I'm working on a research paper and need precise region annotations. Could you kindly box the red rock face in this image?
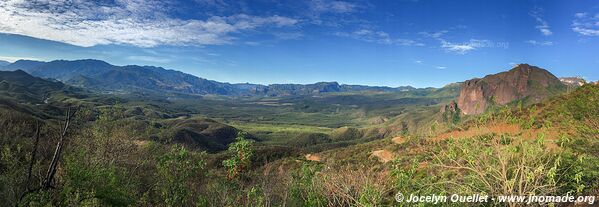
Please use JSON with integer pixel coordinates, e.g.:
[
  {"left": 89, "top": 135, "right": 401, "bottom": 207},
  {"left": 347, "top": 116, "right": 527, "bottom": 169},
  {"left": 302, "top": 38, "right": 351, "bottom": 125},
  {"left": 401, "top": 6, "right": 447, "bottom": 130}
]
[
  {"left": 457, "top": 64, "right": 564, "bottom": 115},
  {"left": 457, "top": 79, "right": 486, "bottom": 115}
]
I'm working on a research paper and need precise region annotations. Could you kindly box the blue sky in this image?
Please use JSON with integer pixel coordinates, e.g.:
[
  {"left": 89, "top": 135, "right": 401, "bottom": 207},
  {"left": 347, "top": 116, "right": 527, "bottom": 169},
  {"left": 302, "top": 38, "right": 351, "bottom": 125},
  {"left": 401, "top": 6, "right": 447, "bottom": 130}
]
[{"left": 0, "top": 0, "right": 598, "bottom": 87}]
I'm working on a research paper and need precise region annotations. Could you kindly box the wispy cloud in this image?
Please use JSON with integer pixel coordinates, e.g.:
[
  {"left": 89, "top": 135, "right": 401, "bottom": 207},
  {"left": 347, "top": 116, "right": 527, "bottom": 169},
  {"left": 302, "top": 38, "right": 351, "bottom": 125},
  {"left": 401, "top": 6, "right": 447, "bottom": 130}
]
[
  {"left": 335, "top": 29, "right": 423, "bottom": 46},
  {"left": 530, "top": 7, "right": 552, "bottom": 36},
  {"left": 0, "top": 0, "right": 298, "bottom": 47},
  {"left": 126, "top": 56, "right": 172, "bottom": 64},
  {"left": 420, "top": 29, "right": 507, "bottom": 54},
  {"left": 0, "top": 55, "right": 44, "bottom": 62},
  {"left": 309, "top": 0, "right": 357, "bottom": 14},
  {"left": 572, "top": 12, "right": 599, "bottom": 36},
  {"left": 525, "top": 40, "right": 553, "bottom": 46},
  {"left": 273, "top": 32, "right": 304, "bottom": 40},
  {"left": 418, "top": 30, "right": 448, "bottom": 39},
  {"left": 436, "top": 66, "right": 447, "bottom": 69},
  {"left": 441, "top": 39, "right": 493, "bottom": 54}
]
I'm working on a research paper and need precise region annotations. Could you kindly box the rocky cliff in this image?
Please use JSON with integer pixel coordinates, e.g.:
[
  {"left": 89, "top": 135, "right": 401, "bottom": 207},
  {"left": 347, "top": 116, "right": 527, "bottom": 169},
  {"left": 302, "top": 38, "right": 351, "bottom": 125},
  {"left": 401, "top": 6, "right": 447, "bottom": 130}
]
[{"left": 457, "top": 64, "right": 565, "bottom": 115}]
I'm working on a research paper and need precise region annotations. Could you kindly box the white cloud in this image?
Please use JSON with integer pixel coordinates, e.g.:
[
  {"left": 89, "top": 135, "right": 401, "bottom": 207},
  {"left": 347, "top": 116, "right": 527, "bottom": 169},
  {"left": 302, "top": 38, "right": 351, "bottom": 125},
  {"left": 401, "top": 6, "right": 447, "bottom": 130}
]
[
  {"left": 573, "top": 27, "right": 599, "bottom": 36},
  {"left": 420, "top": 29, "right": 507, "bottom": 54},
  {"left": 418, "top": 30, "right": 448, "bottom": 39},
  {"left": 310, "top": 0, "right": 357, "bottom": 14},
  {"left": 575, "top": 12, "right": 587, "bottom": 18},
  {"left": 440, "top": 39, "right": 492, "bottom": 54},
  {"left": 0, "top": 55, "right": 44, "bottom": 62},
  {"left": 414, "top": 60, "right": 423, "bottom": 64},
  {"left": 525, "top": 40, "right": 553, "bottom": 46},
  {"left": 436, "top": 66, "right": 447, "bottom": 69},
  {"left": 273, "top": 32, "right": 304, "bottom": 40},
  {"left": 572, "top": 12, "right": 599, "bottom": 36},
  {"left": 0, "top": 0, "right": 298, "bottom": 47},
  {"left": 127, "top": 56, "right": 172, "bottom": 63},
  {"left": 335, "top": 29, "right": 423, "bottom": 46},
  {"left": 530, "top": 8, "right": 552, "bottom": 36}
]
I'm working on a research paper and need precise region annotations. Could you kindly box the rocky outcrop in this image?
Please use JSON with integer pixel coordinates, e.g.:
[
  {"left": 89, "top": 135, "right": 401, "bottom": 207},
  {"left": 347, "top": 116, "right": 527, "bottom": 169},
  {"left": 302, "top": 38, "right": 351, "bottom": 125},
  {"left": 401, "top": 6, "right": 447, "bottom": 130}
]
[
  {"left": 560, "top": 77, "right": 586, "bottom": 87},
  {"left": 441, "top": 100, "right": 461, "bottom": 123},
  {"left": 457, "top": 64, "right": 565, "bottom": 115}
]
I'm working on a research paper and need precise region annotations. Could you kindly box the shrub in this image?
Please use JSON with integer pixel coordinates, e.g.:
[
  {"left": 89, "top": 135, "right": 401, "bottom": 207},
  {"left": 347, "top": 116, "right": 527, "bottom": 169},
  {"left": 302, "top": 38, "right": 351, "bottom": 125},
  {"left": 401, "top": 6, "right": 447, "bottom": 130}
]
[
  {"left": 60, "top": 149, "right": 135, "bottom": 206},
  {"left": 223, "top": 132, "right": 254, "bottom": 180},
  {"left": 156, "top": 144, "right": 207, "bottom": 206},
  {"left": 286, "top": 163, "right": 326, "bottom": 207},
  {"left": 317, "top": 166, "right": 390, "bottom": 207}
]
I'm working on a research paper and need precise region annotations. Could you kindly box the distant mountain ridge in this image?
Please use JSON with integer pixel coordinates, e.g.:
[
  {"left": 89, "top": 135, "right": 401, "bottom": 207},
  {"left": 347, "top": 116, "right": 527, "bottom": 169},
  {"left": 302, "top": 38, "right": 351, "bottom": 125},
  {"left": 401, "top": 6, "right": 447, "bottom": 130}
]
[
  {"left": 0, "top": 69, "right": 66, "bottom": 101},
  {"left": 457, "top": 64, "right": 566, "bottom": 115},
  {"left": 0, "top": 59, "right": 416, "bottom": 96},
  {"left": 0, "top": 60, "right": 10, "bottom": 67}
]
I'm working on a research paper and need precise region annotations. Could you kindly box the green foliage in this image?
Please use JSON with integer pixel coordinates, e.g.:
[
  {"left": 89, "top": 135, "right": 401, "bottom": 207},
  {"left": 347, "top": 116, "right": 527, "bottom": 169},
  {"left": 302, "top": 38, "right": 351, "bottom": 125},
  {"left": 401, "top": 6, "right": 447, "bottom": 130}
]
[
  {"left": 156, "top": 144, "right": 207, "bottom": 207},
  {"left": 391, "top": 157, "right": 441, "bottom": 200},
  {"left": 287, "top": 163, "right": 326, "bottom": 207},
  {"left": 358, "top": 184, "right": 384, "bottom": 207},
  {"left": 246, "top": 186, "right": 266, "bottom": 207},
  {"left": 60, "top": 149, "right": 135, "bottom": 206},
  {"left": 222, "top": 132, "right": 254, "bottom": 180},
  {"left": 0, "top": 144, "right": 28, "bottom": 205}
]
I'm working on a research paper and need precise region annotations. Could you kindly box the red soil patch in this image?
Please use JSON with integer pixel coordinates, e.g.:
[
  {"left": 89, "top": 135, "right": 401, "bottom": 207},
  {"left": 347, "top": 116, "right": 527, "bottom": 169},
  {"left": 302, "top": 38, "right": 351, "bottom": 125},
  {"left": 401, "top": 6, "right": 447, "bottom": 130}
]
[
  {"left": 371, "top": 149, "right": 395, "bottom": 163},
  {"left": 133, "top": 140, "right": 149, "bottom": 147},
  {"left": 433, "top": 123, "right": 521, "bottom": 141},
  {"left": 392, "top": 136, "right": 406, "bottom": 144},
  {"left": 522, "top": 128, "right": 561, "bottom": 150},
  {"left": 305, "top": 154, "right": 322, "bottom": 162},
  {"left": 433, "top": 122, "right": 562, "bottom": 150},
  {"left": 418, "top": 162, "right": 429, "bottom": 170}
]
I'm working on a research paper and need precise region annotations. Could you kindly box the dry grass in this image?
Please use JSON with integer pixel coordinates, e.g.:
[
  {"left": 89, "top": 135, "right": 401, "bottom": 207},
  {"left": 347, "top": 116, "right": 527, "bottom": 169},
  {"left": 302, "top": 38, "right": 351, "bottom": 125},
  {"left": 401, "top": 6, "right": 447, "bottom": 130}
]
[{"left": 316, "top": 166, "right": 392, "bottom": 207}]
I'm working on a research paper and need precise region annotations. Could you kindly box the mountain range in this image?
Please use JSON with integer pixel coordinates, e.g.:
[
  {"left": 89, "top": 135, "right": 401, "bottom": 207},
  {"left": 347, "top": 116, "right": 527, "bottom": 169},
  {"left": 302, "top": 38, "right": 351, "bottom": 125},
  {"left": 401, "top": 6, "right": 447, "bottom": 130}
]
[
  {"left": 0, "top": 59, "right": 415, "bottom": 96},
  {"left": 0, "top": 59, "right": 585, "bottom": 117}
]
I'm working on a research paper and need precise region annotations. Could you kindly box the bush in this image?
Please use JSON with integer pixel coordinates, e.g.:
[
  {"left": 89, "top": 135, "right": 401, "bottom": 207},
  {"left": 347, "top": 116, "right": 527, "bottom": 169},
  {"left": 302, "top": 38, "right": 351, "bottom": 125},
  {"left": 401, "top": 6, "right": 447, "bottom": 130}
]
[
  {"left": 60, "top": 149, "right": 135, "bottom": 206},
  {"left": 156, "top": 144, "right": 207, "bottom": 206},
  {"left": 223, "top": 132, "right": 254, "bottom": 180}
]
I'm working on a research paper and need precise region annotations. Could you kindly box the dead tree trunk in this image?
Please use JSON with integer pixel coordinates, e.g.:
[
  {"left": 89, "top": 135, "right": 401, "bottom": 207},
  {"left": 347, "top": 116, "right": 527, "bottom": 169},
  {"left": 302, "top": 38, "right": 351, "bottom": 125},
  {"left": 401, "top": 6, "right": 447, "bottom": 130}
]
[
  {"left": 42, "top": 107, "right": 77, "bottom": 189},
  {"left": 26, "top": 123, "right": 41, "bottom": 191}
]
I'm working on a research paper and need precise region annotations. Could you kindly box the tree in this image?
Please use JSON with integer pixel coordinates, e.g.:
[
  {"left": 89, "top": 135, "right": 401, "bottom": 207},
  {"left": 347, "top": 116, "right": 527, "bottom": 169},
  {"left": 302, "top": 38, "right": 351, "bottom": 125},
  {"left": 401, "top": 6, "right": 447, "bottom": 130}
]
[
  {"left": 156, "top": 144, "right": 206, "bottom": 207},
  {"left": 43, "top": 107, "right": 78, "bottom": 189},
  {"left": 223, "top": 132, "right": 254, "bottom": 180}
]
